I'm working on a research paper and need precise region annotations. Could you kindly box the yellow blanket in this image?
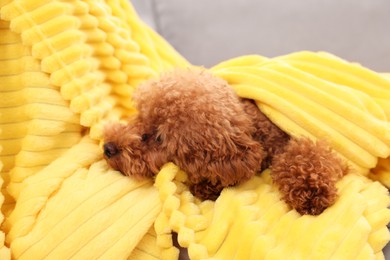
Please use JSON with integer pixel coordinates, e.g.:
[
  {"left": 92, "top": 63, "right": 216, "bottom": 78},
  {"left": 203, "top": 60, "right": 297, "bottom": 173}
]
[{"left": 0, "top": 0, "right": 389, "bottom": 259}]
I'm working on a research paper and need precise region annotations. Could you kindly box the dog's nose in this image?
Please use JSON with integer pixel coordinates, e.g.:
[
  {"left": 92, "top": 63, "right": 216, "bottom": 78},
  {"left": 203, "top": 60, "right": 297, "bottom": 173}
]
[{"left": 103, "top": 142, "right": 119, "bottom": 158}]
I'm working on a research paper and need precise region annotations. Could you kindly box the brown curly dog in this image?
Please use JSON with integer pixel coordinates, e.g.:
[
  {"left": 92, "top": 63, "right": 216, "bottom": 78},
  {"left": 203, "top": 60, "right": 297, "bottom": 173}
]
[{"left": 103, "top": 69, "right": 347, "bottom": 215}]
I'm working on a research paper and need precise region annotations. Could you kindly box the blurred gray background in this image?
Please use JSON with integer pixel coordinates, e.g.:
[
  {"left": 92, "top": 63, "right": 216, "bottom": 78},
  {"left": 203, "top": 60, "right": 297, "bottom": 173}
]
[
  {"left": 131, "top": 0, "right": 390, "bottom": 258},
  {"left": 132, "top": 0, "right": 390, "bottom": 72}
]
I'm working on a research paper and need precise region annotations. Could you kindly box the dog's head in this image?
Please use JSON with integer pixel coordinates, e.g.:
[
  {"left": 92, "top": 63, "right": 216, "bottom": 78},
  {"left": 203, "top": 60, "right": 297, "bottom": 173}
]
[
  {"left": 103, "top": 118, "right": 170, "bottom": 178},
  {"left": 103, "top": 69, "right": 264, "bottom": 185}
]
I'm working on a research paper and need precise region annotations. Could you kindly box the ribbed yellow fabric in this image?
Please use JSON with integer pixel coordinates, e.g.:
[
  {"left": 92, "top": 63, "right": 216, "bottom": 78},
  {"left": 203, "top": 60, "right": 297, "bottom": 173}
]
[
  {"left": 5, "top": 138, "right": 160, "bottom": 260},
  {"left": 371, "top": 158, "right": 390, "bottom": 188},
  {"left": 0, "top": 0, "right": 389, "bottom": 259},
  {"left": 212, "top": 57, "right": 390, "bottom": 175},
  {"left": 128, "top": 228, "right": 161, "bottom": 260},
  {"left": 154, "top": 164, "right": 390, "bottom": 260},
  {"left": 0, "top": 0, "right": 186, "bottom": 258},
  {"left": 277, "top": 51, "right": 390, "bottom": 119},
  {"left": 0, "top": 162, "right": 11, "bottom": 259}
]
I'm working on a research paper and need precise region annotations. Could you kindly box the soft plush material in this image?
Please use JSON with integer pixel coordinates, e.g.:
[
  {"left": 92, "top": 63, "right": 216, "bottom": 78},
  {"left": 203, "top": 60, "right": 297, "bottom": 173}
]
[{"left": 0, "top": 0, "right": 389, "bottom": 259}]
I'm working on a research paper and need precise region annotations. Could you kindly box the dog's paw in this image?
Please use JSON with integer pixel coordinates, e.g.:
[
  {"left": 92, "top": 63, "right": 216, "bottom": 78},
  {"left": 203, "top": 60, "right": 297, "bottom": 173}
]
[
  {"left": 282, "top": 181, "right": 337, "bottom": 215},
  {"left": 189, "top": 180, "right": 224, "bottom": 201},
  {"left": 271, "top": 137, "right": 347, "bottom": 215}
]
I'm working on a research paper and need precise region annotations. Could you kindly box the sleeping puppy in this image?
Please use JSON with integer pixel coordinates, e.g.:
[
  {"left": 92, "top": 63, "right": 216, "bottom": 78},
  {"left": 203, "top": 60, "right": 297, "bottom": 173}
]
[{"left": 103, "top": 69, "right": 347, "bottom": 215}]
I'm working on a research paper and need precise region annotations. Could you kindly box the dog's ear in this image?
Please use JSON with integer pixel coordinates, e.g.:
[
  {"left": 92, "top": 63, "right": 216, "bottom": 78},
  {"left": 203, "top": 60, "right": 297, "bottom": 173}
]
[
  {"left": 164, "top": 122, "right": 264, "bottom": 188},
  {"left": 205, "top": 131, "right": 264, "bottom": 187}
]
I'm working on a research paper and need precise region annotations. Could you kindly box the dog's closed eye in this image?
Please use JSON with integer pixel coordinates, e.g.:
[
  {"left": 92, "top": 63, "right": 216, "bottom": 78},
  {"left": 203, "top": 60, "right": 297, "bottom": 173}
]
[
  {"left": 141, "top": 134, "right": 149, "bottom": 142},
  {"left": 141, "top": 133, "right": 162, "bottom": 143}
]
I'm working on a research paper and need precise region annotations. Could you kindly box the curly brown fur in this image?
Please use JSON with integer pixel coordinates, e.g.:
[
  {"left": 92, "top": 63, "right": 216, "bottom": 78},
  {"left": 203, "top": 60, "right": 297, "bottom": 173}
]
[
  {"left": 240, "top": 99, "right": 290, "bottom": 169},
  {"left": 104, "top": 69, "right": 265, "bottom": 200},
  {"left": 103, "top": 69, "right": 348, "bottom": 215},
  {"left": 240, "top": 100, "right": 348, "bottom": 215},
  {"left": 271, "top": 138, "right": 348, "bottom": 215}
]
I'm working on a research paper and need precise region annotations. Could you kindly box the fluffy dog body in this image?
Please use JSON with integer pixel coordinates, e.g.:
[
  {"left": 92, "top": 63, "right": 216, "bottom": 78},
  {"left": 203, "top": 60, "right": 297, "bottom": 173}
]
[{"left": 104, "top": 69, "right": 347, "bottom": 215}]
